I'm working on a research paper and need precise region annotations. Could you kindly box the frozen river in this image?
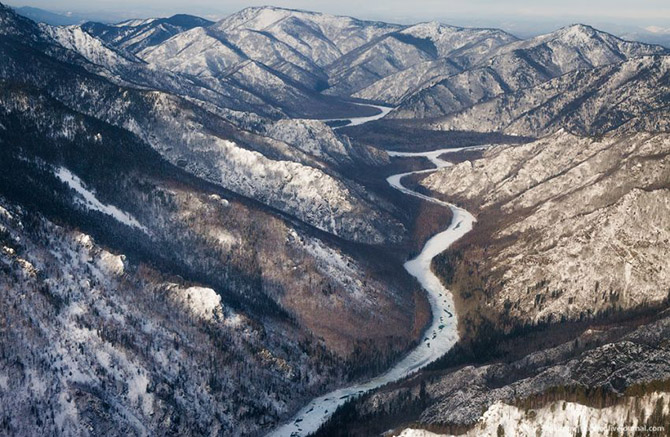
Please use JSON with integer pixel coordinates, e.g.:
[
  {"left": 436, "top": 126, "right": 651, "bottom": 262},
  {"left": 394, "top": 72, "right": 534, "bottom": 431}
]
[{"left": 268, "top": 137, "right": 487, "bottom": 436}]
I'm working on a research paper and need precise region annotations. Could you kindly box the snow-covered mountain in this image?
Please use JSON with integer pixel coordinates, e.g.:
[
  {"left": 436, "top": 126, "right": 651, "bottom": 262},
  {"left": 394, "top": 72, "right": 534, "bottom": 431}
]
[
  {"left": 215, "top": 6, "right": 402, "bottom": 66},
  {"left": 3, "top": 2, "right": 670, "bottom": 436},
  {"left": 81, "top": 14, "right": 214, "bottom": 54},
  {"left": 430, "top": 54, "right": 670, "bottom": 136},
  {"left": 327, "top": 22, "right": 517, "bottom": 97},
  {"left": 70, "top": 7, "right": 667, "bottom": 128},
  {"left": 134, "top": 7, "right": 402, "bottom": 115},
  {"left": 0, "top": 4, "right": 424, "bottom": 434},
  {"left": 40, "top": 23, "right": 141, "bottom": 69},
  {"left": 391, "top": 24, "right": 668, "bottom": 119}
]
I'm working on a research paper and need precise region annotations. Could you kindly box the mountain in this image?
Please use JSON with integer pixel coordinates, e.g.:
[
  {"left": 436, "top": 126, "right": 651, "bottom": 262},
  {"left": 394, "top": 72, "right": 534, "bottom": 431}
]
[
  {"left": 430, "top": 55, "right": 670, "bottom": 136},
  {"left": 136, "top": 5, "right": 401, "bottom": 86},
  {"left": 215, "top": 6, "right": 402, "bottom": 66},
  {"left": 14, "top": 6, "right": 88, "bottom": 25},
  {"left": 326, "top": 22, "right": 517, "bottom": 97},
  {"left": 3, "top": 3, "right": 670, "bottom": 436},
  {"left": 81, "top": 14, "right": 214, "bottom": 54},
  {"left": 135, "top": 7, "right": 402, "bottom": 114},
  {"left": 318, "top": 128, "right": 670, "bottom": 437},
  {"left": 40, "top": 23, "right": 142, "bottom": 69},
  {"left": 0, "top": 5, "right": 426, "bottom": 434},
  {"left": 391, "top": 24, "right": 668, "bottom": 119}
]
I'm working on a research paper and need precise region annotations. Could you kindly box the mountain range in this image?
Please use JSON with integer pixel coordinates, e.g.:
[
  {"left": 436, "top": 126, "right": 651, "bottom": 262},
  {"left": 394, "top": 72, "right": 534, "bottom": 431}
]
[{"left": 1, "top": 2, "right": 670, "bottom": 436}]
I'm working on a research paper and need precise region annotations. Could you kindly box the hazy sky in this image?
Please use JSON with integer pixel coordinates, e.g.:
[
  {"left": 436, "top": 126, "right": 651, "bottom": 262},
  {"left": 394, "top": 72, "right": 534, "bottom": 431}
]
[{"left": 5, "top": 0, "right": 670, "bottom": 32}]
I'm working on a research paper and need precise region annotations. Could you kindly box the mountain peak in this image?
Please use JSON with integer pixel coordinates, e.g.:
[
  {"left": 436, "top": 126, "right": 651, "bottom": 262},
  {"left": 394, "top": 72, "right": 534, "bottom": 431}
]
[
  {"left": 166, "top": 14, "right": 213, "bottom": 27},
  {"left": 402, "top": 21, "right": 454, "bottom": 33},
  {"left": 556, "top": 23, "right": 601, "bottom": 40}
]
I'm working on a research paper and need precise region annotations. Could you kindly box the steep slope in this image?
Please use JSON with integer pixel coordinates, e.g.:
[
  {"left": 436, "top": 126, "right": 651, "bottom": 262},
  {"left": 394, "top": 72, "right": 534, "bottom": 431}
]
[
  {"left": 140, "top": 23, "right": 327, "bottom": 90},
  {"left": 0, "top": 5, "right": 404, "bottom": 245},
  {"left": 423, "top": 130, "right": 670, "bottom": 337},
  {"left": 137, "top": 24, "right": 373, "bottom": 118},
  {"left": 135, "top": 7, "right": 397, "bottom": 117},
  {"left": 318, "top": 127, "right": 670, "bottom": 437},
  {"left": 353, "top": 57, "right": 463, "bottom": 105},
  {"left": 431, "top": 55, "right": 670, "bottom": 136},
  {"left": 0, "top": 65, "right": 419, "bottom": 437},
  {"left": 137, "top": 26, "right": 246, "bottom": 77},
  {"left": 81, "top": 14, "right": 214, "bottom": 54},
  {"left": 40, "top": 23, "right": 141, "bottom": 69},
  {"left": 215, "top": 6, "right": 401, "bottom": 66},
  {"left": 393, "top": 24, "right": 667, "bottom": 119},
  {"left": 326, "top": 22, "right": 516, "bottom": 97}
]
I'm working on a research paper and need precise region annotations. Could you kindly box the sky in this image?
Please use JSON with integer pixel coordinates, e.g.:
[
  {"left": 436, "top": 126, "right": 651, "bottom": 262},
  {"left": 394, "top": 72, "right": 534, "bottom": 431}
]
[{"left": 5, "top": 0, "right": 670, "bottom": 36}]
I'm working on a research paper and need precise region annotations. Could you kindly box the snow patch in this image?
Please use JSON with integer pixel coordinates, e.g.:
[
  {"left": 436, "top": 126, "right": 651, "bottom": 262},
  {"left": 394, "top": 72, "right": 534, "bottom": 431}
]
[{"left": 55, "top": 167, "right": 148, "bottom": 233}]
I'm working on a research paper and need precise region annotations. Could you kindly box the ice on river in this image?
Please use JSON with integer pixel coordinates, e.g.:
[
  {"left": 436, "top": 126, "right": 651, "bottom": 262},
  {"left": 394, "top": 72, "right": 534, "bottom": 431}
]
[{"left": 268, "top": 145, "right": 491, "bottom": 436}]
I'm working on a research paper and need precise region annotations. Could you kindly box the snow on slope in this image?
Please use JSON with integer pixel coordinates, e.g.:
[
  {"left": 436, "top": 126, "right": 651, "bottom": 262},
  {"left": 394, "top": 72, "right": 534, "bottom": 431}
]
[
  {"left": 392, "top": 24, "right": 667, "bottom": 119},
  {"left": 354, "top": 58, "right": 462, "bottom": 104},
  {"left": 421, "top": 131, "right": 670, "bottom": 325},
  {"left": 56, "top": 167, "right": 148, "bottom": 232},
  {"left": 169, "top": 285, "right": 224, "bottom": 321},
  {"left": 327, "top": 22, "right": 516, "bottom": 97},
  {"left": 430, "top": 55, "right": 670, "bottom": 136},
  {"left": 81, "top": 15, "right": 214, "bottom": 54},
  {"left": 138, "top": 26, "right": 246, "bottom": 77},
  {"left": 264, "top": 118, "right": 352, "bottom": 163},
  {"left": 40, "top": 23, "right": 139, "bottom": 70},
  {"left": 490, "top": 24, "right": 665, "bottom": 68},
  {"left": 215, "top": 6, "right": 401, "bottom": 63},
  {"left": 398, "top": 392, "right": 670, "bottom": 437},
  {"left": 97, "top": 92, "right": 403, "bottom": 244},
  {"left": 137, "top": 5, "right": 405, "bottom": 99},
  {"left": 399, "top": 21, "right": 516, "bottom": 61}
]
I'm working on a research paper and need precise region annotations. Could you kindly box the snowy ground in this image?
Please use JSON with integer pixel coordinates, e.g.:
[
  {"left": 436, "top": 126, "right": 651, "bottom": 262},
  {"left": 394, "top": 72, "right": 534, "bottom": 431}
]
[{"left": 268, "top": 145, "right": 491, "bottom": 436}]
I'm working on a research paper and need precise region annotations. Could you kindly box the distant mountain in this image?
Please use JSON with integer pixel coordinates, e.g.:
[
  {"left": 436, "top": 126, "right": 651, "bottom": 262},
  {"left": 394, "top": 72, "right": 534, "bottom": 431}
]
[
  {"left": 13, "top": 5, "right": 128, "bottom": 25},
  {"left": 130, "top": 7, "right": 400, "bottom": 117},
  {"left": 619, "top": 30, "right": 670, "bottom": 49},
  {"left": 138, "top": 6, "right": 401, "bottom": 92},
  {"left": 81, "top": 14, "right": 214, "bottom": 54},
  {"left": 14, "top": 6, "right": 87, "bottom": 25},
  {"left": 215, "top": 6, "right": 402, "bottom": 66},
  {"left": 391, "top": 24, "right": 668, "bottom": 119},
  {"left": 430, "top": 54, "right": 670, "bottom": 136},
  {"left": 327, "top": 22, "right": 517, "bottom": 97}
]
